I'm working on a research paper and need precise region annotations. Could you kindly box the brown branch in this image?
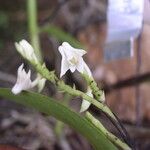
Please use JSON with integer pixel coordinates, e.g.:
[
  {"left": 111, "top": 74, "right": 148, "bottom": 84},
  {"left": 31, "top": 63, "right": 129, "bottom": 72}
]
[{"left": 103, "top": 72, "right": 150, "bottom": 93}]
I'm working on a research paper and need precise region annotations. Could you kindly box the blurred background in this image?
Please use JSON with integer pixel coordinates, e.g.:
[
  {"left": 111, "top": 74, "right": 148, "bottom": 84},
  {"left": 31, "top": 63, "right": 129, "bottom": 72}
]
[{"left": 0, "top": 0, "right": 150, "bottom": 150}]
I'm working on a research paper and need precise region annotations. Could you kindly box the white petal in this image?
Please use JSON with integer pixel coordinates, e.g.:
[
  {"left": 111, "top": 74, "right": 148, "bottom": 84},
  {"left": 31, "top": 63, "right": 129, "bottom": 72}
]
[
  {"left": 12, "top": 64, "right": 36, "bottom": 94},
  {"left": 62, "top": 42, "right": 73, "bottom": 59},
  {"left": 15, "top": 43, "right": 24, "bottom": 56},
  {"left": 18, "top": 63, "right": 24, "bottom": 74},
  {"left": 59, "top": 45, "right": 70, "bottom": 77},
  {"left": 60, "top": 58, "right": 70, "bottom": 77},
  {"left": 76, "top": 57, "right": 84, "bottom": 73},
  {"left": 73, "top": 48, "right": 86, "bottom": 57},
  {"left": 62, "top": 42, "right": 71, "bottom": 49},
  {"left": 83, "top": 61, "right": 92, "bottom": 77},
  {"left": 80, "top": 100, "right": 91, "bottom": 113},
  {"left": 12, "top": 85, "right": 22, "bottom": 95},
  {"left": 80, "top": 87, "right": 93, "bottom": 112},
  {"left": 62, "top": 42, "right": 86, "bottom": 56},
  {"left": 58, "top": 46, "right": 65, "bottom": 56},
  {"left": 20, "top": 40, "right": 34, "bottom": 54},
  {"left": 69, "top": 65, "right": 76, "bottom": 72},
  {"left": 15, "top": 40, "right": 38, "bottom": 62}
]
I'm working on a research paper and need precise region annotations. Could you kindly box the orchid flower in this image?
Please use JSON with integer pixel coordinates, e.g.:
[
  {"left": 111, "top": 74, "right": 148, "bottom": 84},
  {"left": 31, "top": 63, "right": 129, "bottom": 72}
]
[
  {"left": 58, "top": 42, "right": 87, "bottom": 77},
  {"left": 15, "top": 40, "right": 38, "bottom": 63},
  {"left": 58, "top": 42, "right": 93, "bottom": 112},
  {"left": 12, "top": 63, "right": 46, "bottom": 95},
  {"left": 12, "top": 64, "right": 37, "bottom": 94},
  {"left": 14, "top": 40, "right": 46, "bottom": 93}
]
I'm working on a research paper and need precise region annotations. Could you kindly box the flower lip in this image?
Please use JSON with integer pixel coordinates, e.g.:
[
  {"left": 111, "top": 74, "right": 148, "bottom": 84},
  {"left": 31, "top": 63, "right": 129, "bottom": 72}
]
[{"left": 69, "top": 56, "right": 79, "bottom": 65}]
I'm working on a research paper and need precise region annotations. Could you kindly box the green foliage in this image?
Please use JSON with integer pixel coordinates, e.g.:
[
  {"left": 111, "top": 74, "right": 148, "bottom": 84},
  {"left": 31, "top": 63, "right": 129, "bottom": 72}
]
[
  {"left": 40, "top": 25, "right": 84, "bottom": 49},
  {"left": 0, "top": 88, "right": 117, "bottom": 150}
]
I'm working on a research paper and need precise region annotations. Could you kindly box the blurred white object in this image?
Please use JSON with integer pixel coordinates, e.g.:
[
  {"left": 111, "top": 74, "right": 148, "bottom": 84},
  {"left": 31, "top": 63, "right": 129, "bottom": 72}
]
[
  {"left": 104, "top": 0, "right": 144, "bottom": 61},
  {"left": 15, "top": 40, "right": 38, "bottom": 63},
  {"left": 107, "top": 0, "right": 144, "bottom": 41}
]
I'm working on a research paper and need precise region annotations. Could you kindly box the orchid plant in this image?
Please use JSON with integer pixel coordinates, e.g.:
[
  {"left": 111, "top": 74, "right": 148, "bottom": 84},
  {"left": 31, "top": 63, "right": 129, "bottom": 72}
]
[
  {"left": 14, "top": 40, "right": 106, "bottom": 114},
  {"left": 0, "top": 0, "right": 133, "bottom": 149},
  {"left": 0, "top": 39, "right": 133, "bottom": 150},
  {"left": 3, "top": 39, "right": 131, "bottom": 150}
]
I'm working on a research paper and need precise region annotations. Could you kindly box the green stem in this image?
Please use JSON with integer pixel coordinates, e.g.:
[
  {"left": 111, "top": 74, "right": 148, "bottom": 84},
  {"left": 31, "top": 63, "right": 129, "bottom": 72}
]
[
  {"left": 85, "top": 112, "right": 131, "bottom": 150},
  {"left": 31, "top": 62, "right": 116, "bottom": 121},
  {"left": 27, "top": 0, "right": 42, "bottom": 62},
  {"left": 82, "top": 73, "right": 104, "bottom": 102},
  {"left": 57, "top": 81, "right": 116, "bottom": 120}
]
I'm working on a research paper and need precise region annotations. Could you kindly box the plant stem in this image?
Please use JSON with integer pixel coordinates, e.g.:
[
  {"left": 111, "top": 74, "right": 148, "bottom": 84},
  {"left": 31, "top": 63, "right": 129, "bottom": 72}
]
[
  {"left": 31, "top": 62, "right": 116, "bottom": 121},
  {"left": 85, "top": 112, "right": 131, "bottom": 150},
  {"left": 82, "top": 73, "right": 104, "bottom": 102},
  {"left": 57, "top": 81, "right": 116, "bottom": 120},
  {"left": 27, "top": 0, "right": 42, "bottom": 62},
  {"left": 25, "top": 3, "right": 116, "bottom": 122}
]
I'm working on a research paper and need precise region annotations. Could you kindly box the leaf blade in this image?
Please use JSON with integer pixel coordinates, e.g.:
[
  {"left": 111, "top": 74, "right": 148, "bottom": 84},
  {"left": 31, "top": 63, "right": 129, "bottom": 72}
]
[{"left": 0, "top": 88, "right": 118, "bottom": 150}]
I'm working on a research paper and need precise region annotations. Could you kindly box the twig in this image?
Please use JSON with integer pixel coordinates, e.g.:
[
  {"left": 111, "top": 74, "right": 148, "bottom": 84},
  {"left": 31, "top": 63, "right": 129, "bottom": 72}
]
[{"left": 103, "top": 72, "right": 150, "bottom": 93}]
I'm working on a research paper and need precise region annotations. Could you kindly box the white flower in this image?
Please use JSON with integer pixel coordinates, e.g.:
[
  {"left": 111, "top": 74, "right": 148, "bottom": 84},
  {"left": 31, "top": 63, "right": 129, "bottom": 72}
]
[
  {"left": 15, "top": 40, "right": 38, "bottom": 63},
  {"left": 12, "top": 64, "right": 37, "bottom": 94},
  {"left": 58, "top": 42, "right": 93, "bottom": 112},
  {"left": 58, "top": 42, "right": 87, "bottom": 77}
]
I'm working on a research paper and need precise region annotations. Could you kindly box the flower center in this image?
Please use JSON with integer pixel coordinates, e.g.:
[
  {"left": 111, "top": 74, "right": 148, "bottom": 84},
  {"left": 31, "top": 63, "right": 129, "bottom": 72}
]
[{"left": 69, "top": 56, "right": 78, "bottom": 65}]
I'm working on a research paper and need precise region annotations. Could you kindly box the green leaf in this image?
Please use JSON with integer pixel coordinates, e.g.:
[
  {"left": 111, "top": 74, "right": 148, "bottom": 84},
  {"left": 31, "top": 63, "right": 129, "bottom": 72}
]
[
  {"left": 0, "top": 88, "right": 118, "bottom": 150},
  {"left": 40, "top": 25, "right": 84, "bottom": 49}
]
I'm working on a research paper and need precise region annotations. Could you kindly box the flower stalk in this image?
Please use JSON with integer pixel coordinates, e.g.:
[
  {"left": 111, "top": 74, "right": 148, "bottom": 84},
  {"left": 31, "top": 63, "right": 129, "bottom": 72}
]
[
  {"left": 27, "top": 0, "right": 42, "bottom": 62},
  {"left": 30, "top": 61, "right": 116, "bottom": 120},
  {"left": 14, "top": 40, "right": 117, "bottom": 121},
  {"left": 85, "top": 112, "right": 132, "bottom": 150},
  {"left": 82, "top": 73, "right": 105, "bottom": 102}
]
